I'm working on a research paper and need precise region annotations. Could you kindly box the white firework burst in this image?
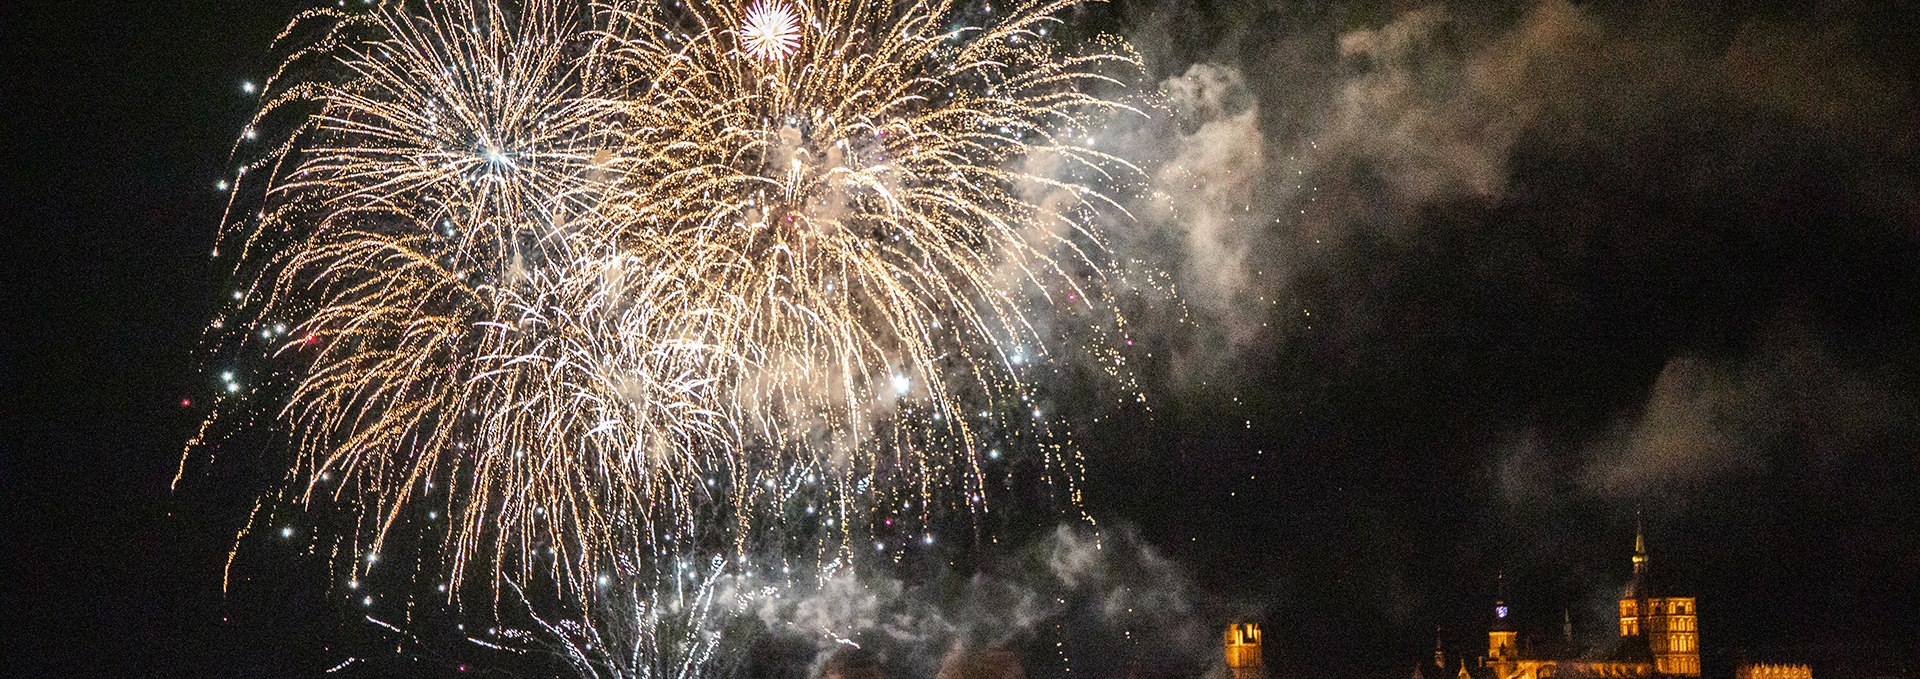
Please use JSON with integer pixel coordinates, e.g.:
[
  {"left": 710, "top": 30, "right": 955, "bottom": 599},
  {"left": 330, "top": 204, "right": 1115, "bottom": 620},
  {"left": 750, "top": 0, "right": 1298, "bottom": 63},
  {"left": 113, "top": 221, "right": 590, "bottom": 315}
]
[{"left": 738, "top": 0, "right": 802, "bottom": 60}]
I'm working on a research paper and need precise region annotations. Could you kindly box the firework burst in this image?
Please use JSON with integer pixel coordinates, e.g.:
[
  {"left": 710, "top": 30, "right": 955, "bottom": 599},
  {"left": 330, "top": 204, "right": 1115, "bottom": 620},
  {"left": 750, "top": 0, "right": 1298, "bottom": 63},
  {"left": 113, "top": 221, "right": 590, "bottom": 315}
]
[
  {"left": 190, "top": 0, "right": 1146, "bottom": 637},
  {"left": 738, "top": 0, "right": 802, "bottom": 61}
]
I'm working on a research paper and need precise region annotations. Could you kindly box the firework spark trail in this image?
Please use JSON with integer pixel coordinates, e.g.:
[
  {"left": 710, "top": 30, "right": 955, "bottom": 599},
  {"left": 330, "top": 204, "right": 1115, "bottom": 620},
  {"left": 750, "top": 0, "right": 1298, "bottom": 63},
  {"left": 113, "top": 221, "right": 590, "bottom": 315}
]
[
  {"left": 513, "top": 558, "right": 739, "bottom": 679},
  {"left": 191, "top": 0, "right": 1146, "bottom": 639}
]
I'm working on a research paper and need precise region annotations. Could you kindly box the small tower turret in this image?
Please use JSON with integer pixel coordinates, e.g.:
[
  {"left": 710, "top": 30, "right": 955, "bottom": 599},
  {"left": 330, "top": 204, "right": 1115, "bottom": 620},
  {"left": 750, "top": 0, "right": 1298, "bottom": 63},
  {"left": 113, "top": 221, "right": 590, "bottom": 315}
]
[
  {"left": 1225, "top": 623, "right": 1266, "bottom": 679},
  {"left": 1487, "top": 575, "right": 1518, "bottom": 679}
]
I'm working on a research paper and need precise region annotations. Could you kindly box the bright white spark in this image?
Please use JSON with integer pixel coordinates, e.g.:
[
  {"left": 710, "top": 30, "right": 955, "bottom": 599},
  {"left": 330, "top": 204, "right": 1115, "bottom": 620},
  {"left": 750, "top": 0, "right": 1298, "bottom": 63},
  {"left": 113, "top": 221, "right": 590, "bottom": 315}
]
[{"left": 738, "top": 0, "right": 801, "bottom": 61}]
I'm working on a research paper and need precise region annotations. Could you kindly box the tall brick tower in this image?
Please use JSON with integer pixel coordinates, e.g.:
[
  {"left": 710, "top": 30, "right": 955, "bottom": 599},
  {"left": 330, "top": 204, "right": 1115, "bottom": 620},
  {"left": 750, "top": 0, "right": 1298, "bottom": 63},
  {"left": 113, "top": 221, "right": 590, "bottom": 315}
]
[
  {"left": 1225, "top": 623, "right": 1266, "bottom": 679},
  {"left": 1617, "top": 521, "right": 1700, "bottom": 676}
]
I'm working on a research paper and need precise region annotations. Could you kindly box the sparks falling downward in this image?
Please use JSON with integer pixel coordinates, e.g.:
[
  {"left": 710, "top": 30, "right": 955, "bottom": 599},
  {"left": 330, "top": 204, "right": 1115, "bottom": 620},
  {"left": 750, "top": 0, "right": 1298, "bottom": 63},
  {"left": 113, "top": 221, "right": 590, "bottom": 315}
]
[{"left": 188, "top": 0, "right": 1145, "bottom": 638}]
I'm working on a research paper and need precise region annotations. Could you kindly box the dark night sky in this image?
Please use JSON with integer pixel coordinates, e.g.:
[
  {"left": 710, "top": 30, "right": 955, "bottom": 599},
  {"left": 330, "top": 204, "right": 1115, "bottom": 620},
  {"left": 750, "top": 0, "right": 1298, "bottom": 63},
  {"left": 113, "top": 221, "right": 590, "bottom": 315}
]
[{"left": 4, "top": 1, "right": 1919, "bottom": 677}]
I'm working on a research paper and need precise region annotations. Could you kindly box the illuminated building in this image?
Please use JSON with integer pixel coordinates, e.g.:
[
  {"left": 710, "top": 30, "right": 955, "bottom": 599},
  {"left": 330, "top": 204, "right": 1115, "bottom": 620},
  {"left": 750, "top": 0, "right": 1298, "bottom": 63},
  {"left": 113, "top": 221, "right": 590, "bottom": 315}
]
[
  {"left": 1734, "top": 664, "right": 1812, "bottom": 679},
  {"left": 1470, "top": 523, "right": 1699, "bottom": 679},
  {"left": 1225, "top": 623, "right": 1266, "bottom": 679},
  {"left": 1619, "top": 521, "right": 1700, "bottom": 676}
]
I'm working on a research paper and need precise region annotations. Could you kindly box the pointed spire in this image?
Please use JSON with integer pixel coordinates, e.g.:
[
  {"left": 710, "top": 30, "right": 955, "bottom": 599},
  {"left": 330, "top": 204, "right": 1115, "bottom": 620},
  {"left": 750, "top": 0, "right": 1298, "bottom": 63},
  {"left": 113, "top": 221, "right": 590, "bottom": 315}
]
[
  {"left": 1563, "top": 608, "right": 1574, "bottom": 645},
  {"left": 1435, "top": 626, "right": 1446, "bottom": 669},
  {"left": 1628, "top": 510, "right": 1649, "bottom": 598},
  {"left": 1458, "top": 658, "right": 1473, "bottom": 679},
  {"left": 1634, "top": 512, "right": 1647, "bottom": 563}
]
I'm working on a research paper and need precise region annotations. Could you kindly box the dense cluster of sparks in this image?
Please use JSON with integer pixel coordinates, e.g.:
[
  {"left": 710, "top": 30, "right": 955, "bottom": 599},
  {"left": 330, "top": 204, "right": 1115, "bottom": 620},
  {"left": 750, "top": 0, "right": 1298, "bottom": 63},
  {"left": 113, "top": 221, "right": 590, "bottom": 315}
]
[
  {"left": 738, "top": 0, "right": 802, "bottom": 60},
  {"left": 188, "top": 0, "right": 1145, "bottom": 645}
]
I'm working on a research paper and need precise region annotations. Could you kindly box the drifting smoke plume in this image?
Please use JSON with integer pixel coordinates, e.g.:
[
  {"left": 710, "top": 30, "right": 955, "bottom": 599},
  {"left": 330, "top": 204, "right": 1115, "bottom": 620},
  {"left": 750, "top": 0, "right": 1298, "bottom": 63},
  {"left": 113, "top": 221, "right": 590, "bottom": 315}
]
[
  {"left": 1492, "top": 312, "right": 1917, "bottom": 508},
  {"left": 735, "top": 524, "right": 1219, "bottom": 678},
  {"left": 434, "top": 523, "right": 1228, "bottom": 677},
  {"left": 1141, "top": 64, "right": 1267, "bottom": 325},
  {"left": 1582, "top": 315, "right": 1915, "bottom": 499},
  {"left": 1080, "top": 0, "right": 1916, "bottom": 378}
]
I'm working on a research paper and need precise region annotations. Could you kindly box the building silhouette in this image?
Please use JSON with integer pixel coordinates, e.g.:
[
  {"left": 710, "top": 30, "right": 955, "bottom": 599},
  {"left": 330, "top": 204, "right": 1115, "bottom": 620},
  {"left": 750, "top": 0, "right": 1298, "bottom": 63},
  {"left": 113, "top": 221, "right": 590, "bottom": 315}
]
[
  {"left": 1468, "top": 522, "right": 1701, "bottom": 679},
  {"left": 1733, "top": 664, "right": 1812, "bottom": 679}
]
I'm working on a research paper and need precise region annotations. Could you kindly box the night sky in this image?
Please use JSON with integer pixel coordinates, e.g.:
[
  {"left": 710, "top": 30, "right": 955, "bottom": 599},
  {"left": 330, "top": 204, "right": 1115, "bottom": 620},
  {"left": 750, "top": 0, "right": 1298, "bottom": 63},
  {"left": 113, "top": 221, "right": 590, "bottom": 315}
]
[{"left": 5, "top": 1, "right": 1919, "bottom": 677}]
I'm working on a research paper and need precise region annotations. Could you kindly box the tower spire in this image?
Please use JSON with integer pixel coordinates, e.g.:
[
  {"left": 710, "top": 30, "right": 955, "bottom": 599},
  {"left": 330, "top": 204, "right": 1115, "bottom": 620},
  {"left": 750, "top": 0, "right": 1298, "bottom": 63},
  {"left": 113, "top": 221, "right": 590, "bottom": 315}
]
[
  {"left": 1488, "top": 573, "right": 1518, "bottom": 671},
  {"left": 1492, "top": 572, "right": 1512, "bottom": 630},
  {"left": 1629, "top": 511, "right": 1649, "bottom": 597},
  {"left": 1634, "top": 513, "right": 1646, "bottom": 561}
]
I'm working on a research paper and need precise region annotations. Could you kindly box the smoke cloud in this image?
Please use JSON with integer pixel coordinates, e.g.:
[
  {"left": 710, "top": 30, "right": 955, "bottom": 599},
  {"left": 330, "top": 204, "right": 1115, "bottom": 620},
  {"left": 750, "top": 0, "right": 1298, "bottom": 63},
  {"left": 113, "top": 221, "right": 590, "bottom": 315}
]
[
  {"left": 1087, "top": 0, "right": 1916, "bottom": 377},
  {"left": 1580, "top": 317, "right": 1914, "bottom": 498},
  {"left": 736, "top": 524, "right": 1224, "bottom": 678}
]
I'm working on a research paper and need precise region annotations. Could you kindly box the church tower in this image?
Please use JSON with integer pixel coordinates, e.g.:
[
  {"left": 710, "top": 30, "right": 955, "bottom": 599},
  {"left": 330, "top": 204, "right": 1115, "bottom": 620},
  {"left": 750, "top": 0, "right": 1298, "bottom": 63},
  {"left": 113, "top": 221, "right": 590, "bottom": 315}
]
[
  {"left": 1617, "top": 521, "right": 1700, "bottom": 676},
  {"left": 1487, "top": 577, "right": 1518, "bottom": 679},
  {"left": 1225, "top": 623, "right": 1266, "bottom": 679},
  {"left": 1620, "top": 519, "right": 1650, "bottom": 636}
]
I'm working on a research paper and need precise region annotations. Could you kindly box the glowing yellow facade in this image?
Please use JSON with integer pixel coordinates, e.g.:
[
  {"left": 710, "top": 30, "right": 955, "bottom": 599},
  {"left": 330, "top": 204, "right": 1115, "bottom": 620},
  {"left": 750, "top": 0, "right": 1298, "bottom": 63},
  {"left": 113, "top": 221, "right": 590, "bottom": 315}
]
[
  {"left": 1487, "top": 630, "right": 1518, "bottom": 665},
  {"left": 1617, "top": 596, "right": 1698, "bottom": 675},
  {"left": 1225, "top": 623, "right": 1266, "bottom": 679},
  {"left": 1485, "top": 657, "right": 1654, "bottom": 679},
  {"left": 1734, "top": 664, "right": 1811, "bottom": 679},
  {"left": 1619, "top": 526, "right": 1700, "bottom": 676}
]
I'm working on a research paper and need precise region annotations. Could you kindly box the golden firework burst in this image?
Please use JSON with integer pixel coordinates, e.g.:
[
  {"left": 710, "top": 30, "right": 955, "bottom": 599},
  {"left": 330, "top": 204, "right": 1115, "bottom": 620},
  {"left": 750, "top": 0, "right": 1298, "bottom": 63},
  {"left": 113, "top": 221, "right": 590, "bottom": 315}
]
[{"left": 191, "top": 0, "right": 1147, "bottom": 623}]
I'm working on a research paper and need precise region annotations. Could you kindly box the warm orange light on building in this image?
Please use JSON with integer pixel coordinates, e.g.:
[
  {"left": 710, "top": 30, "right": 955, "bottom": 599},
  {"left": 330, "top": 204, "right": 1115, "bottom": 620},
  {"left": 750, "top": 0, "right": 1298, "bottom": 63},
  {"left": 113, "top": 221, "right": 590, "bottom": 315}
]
[
  {"left": 1477, "top": 521, "right": 1706, "bottom": 679},
  {"left": 1225, "top": 623, "right": 1266, "bottom": 679},
  {"left": 1620, "top": 523, "right": 1700, "bottom": 676},
  {"left": 1735, "top": 664, "right": 1812, "bottom": 679}
]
